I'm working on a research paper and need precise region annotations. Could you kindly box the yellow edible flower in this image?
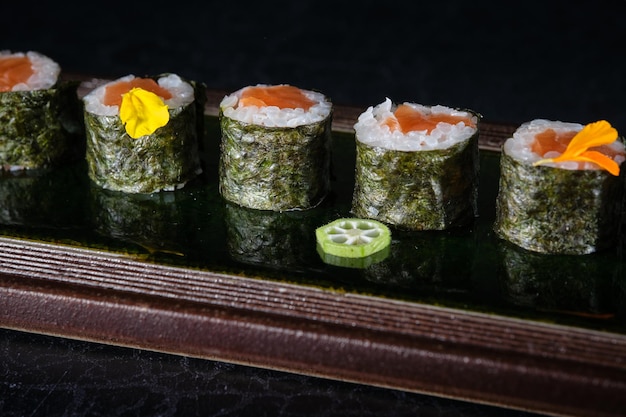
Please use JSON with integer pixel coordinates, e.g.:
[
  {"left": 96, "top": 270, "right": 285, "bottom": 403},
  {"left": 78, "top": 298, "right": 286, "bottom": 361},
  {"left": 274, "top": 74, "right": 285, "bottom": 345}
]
[
  {"left": 533, "top": 120, "right": 620, "bottom": 176},
  {"left": 119, "top": 87, "right": 169, "bottom": 139}
]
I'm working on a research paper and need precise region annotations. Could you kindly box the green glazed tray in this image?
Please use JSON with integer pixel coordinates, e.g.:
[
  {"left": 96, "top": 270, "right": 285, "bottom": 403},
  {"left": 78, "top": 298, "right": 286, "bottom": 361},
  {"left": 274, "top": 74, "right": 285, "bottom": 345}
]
[{"left": 0, "top": 77, "right": 624, "bottom": 417}]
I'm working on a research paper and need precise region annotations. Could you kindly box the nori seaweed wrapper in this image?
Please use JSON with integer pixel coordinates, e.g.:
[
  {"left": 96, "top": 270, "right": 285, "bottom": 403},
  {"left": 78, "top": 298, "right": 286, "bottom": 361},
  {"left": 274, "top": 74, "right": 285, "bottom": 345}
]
[
  {"left": 84, "top": 76, "right": 203, "bottom": 194},
  {"left": 224, "top": 201, "right": 318, "bottom": 270},
  {"left": 351, "top": 132, "right": 479, "bottom": 230},
  {"left": 494, "top": 150, "right": 625, "bottom": 255},
  {"left": 0, "top": 80, "right": 84, "bottom": 171},
  {"left": 218, "top": 113, "right": 332, "bottom": 211}
]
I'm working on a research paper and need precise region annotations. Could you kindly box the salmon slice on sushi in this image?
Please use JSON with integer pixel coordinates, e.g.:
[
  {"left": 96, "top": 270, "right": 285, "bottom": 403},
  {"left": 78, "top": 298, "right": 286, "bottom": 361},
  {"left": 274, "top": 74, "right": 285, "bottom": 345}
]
[
  {"left": 351, "top": 98, "right": 481, "bottom": 231},
  {"left": 82, "top": 73, "right": 204, "bottom": 194},
  {"left": 218, "top": 84, "right": 333, "bottom": 212},
  {"left": 0, "top": 50, "right": 83, "bottom": 171},
  {"left": 494, "top": 119, "right": 625, "bottom": 255}
]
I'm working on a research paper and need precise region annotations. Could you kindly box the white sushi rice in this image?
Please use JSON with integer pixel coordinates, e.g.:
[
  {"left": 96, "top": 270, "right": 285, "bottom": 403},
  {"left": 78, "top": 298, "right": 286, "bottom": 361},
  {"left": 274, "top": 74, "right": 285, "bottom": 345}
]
[
  {"left": 83, "top": 73, "right": 195, "bottom": 116},
  {"left": 353, "top": 98, "right": 478, "bottom": 151},
  {"left": 503, "top": 119, "right": 626, "bottom": 170},
  {"left": 0, "top": 50, "right": 60, "bottom": 91},
  {"left": 220, "top": 84, "right": 332, "bottom": 128}
]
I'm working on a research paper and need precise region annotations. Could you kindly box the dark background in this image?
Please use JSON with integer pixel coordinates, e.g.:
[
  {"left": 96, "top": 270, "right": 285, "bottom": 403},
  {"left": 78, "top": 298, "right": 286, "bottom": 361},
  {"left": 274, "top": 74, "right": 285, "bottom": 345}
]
[
  {"left": 2, "top": 0, "right": 626, "bottom": 131},
  {"left": 2, "top": 1, "right": 625, "bottom": 416}
]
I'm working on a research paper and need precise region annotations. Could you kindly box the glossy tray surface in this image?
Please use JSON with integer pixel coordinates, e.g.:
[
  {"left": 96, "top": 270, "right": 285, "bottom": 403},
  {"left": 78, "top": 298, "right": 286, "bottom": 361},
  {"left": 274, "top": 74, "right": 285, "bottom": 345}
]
[
  {"left": 1, "top": 82, "right": 625, "bottom": 417},
  {"left": 1, "top": 114, "right": 624, "bottom": 335}
]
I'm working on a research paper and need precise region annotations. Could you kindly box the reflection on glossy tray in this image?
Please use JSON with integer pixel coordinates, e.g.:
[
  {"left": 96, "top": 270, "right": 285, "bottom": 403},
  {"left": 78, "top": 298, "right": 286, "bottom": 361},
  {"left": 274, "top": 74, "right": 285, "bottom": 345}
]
[{"left": 0, "top": 114, "right": 623, "bottom": 335}]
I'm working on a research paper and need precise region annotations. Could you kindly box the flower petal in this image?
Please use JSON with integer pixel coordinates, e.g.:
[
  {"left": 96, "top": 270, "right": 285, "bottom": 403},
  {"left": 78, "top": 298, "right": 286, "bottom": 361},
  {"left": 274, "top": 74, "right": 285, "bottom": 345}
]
[
  {"left": 120, "top": 87, "right": 169, "bottom": 139},
  {"left": 562, "top": 120, "right": 617, "bottom": 157},
  {"left": 533, "top": 120, "right": 621, "bottom": 175},
  {"left": 572, "top": 150, "right": 620, "bottom": 176}
]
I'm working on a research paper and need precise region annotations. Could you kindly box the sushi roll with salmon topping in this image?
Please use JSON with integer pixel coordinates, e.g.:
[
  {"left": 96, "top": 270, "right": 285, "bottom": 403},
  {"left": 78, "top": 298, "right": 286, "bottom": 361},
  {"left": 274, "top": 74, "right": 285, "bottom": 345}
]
[
  {"left": 351, "top": 98, "right": 481, "bottom": 230},
  {"left": 494, "top": 119, "right": 625, "bottom": 255},
  {"left": 218, "top": 84, "right": 333, "bottom": 212},
  {"left": 82, "top": 73, "right": 204, "bottom": 194},
  {"left": 0, "top": 50, "right": 83, "bottom": 171}
]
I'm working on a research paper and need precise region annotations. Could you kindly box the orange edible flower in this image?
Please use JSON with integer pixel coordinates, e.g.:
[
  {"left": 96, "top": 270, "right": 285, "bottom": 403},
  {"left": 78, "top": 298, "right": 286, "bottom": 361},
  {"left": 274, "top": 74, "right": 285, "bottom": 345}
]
[{"left": 533, "top": 120, "right": 620, "bottom": 176}]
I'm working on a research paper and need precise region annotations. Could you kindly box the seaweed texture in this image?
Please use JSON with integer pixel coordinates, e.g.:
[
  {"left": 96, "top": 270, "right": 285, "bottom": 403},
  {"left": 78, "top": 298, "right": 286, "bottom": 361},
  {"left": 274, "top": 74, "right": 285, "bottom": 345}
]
[
  {"left": 351, "top": 133, "right": 479, "bottom": 230},
  {"left": 218, "top": 113, "right": 332, "bottom": 211},
  {"left": 0, "top": 81, "right": 84, "bottom": 170},
  {"left": 494, "top": 151, "right": 625, "bottom": 255}
]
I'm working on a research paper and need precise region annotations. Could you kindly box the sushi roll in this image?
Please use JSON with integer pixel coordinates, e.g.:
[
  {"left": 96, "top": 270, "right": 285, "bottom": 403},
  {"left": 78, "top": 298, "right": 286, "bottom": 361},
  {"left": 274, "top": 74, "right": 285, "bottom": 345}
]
[
  {"left": 218, "top": 84, "right": 333, "bottom": 212},
  {"left": 351, "top": 98, "right": 480, "bottom": 230},
  {"left": 82, "top": 73, "right": 204, "bottom": 194},
  {"left": 494, "top": 119, "right": 625, "bottom": 255},
  {"left": 0, "top": 50, "right": 83, "bottom": 171}
]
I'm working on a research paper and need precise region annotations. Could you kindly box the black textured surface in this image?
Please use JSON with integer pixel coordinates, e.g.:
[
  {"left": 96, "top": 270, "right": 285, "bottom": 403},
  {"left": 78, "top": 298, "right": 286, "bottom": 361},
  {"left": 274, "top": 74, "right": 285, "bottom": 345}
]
[
  {"left": 1, "top": 1, "right": 623, "bottom": 415},
  {"left": 0, "top": 328, "right": 545, "bottom": 417}
]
